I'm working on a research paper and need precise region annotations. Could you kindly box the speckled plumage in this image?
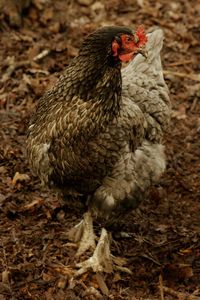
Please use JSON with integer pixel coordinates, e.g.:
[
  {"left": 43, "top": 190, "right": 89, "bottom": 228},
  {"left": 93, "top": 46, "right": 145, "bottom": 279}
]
[{"left": 27, "top": 26, "right": 170, "bottom": 218}]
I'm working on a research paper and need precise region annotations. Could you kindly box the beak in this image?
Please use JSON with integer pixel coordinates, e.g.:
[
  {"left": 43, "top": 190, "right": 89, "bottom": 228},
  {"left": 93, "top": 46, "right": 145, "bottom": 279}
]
[{"left": 136, "top": 47, "right": 148, "bottom": 58}]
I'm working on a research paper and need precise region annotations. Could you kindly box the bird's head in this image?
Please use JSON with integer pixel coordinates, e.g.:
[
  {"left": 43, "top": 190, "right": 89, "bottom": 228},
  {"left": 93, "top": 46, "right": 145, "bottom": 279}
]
[
  {"left": 79, "top": 25, "right": 148, "bottom": 64},
  {"left": 112, "top": 26, "right": 148, "bottom": 63}
]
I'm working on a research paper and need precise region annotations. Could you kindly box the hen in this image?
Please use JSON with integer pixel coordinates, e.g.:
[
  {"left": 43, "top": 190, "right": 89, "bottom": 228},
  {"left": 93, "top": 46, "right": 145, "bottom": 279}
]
[{"left": 27, "top": 26, "right": 171, "bottom": 275}]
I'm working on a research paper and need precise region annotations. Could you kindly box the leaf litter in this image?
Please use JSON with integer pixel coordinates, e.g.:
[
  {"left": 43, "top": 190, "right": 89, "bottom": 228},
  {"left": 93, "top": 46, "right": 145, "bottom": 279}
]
[{"left": 0, "top": 0, "right": 200, "bottom": 299}]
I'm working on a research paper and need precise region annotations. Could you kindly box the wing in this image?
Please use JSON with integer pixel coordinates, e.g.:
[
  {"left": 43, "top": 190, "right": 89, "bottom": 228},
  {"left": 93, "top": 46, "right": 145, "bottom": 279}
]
[{"left": 122, "top": 28, "right": 171, "bottom": 143}]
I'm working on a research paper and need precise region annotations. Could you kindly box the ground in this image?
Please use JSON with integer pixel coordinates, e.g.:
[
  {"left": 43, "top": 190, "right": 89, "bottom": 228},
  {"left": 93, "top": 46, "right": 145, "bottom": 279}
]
[{"left": 0, "top": 0, "right": 200, "bottom": 299}]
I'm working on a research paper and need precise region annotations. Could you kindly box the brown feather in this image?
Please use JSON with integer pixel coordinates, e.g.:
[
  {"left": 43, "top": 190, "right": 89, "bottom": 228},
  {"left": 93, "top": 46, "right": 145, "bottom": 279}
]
[{"left": 27, "top": 26, "right": 170, "bottom": 217}]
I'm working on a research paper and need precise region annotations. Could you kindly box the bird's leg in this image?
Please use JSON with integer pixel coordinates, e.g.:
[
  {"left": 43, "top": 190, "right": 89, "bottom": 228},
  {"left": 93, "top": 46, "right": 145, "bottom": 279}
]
[
  {"left": 67, "top": 211, "right": 96, "bottom": 257},
  {"left": 75, "top": 227, "right": 113, "bottom": 276},
  {"left": 74, "top": 228, "right": 132, "bottom": 277}
]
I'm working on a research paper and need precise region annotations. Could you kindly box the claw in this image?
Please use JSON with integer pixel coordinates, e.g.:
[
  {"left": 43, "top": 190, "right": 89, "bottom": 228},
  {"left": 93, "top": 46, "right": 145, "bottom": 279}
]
[
  {"left": 75, "top": 228, "right": 113, "bottom": 277},
  {"left": 68, "top": 213, "right": 132, "bottom": 277},
  {"left": 74, "top": 228, "right": 132, "bottom": 277}
]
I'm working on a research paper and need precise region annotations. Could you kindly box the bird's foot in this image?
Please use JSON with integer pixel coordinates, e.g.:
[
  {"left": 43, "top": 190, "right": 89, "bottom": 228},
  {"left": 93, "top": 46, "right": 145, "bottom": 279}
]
[
  {"left": 75, "top": 228, "right": 113, "bottom": 277},
  {"left": 67, "top": 211, "right": 96, "bottom": 257},
  {"left": 74, "top": 228, "right": 132, "bottom": 277}
]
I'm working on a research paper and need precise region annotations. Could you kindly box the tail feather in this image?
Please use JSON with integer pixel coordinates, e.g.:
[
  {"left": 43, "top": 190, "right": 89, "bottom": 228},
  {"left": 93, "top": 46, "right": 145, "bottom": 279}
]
[{"left": 122, "top": 27, "right": 171, "bottom": 141}]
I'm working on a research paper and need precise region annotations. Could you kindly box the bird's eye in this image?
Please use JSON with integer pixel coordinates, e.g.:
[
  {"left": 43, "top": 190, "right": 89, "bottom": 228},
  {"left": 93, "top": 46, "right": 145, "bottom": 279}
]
[{"left": 126, "top": 36, "right": 132, "bottom": 42}]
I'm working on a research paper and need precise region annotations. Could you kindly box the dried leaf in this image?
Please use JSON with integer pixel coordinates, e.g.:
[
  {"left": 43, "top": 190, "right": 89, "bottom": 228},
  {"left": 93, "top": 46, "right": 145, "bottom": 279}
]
[
  {"left": 113, "top": 272, "right": 121, "bottom": 282},
  {"left": 77, "top": 0, "right": 94, "bottom": 6},
  {"left": 49, "top": 263, "right": 74, "bottom": 277},
  {"left": 21, "top": 198, "right": 44, "bottom": 211},
  {"left": 156, "top": 224, "right": 169, "bottom": 233},
  {"left": 172, "top": 105, "right": 187, "bottom": 120},
  {"left": 1, "top": 270, "right": 10, "bottom": 284},
  {"left": 82, "top": 286, "right": 103, "bottom": 299},
  {"left": 12, "top": 172, "right": 30, "bottom": 185},
  {"left": 179, "top": 248, "right": 193, "bottom": 255},
  {"left": 42, "top": 8, "right": 53, "bottom": 22},
  {"left": 57, "top": 277, "right": 67, "bottom": 289},
  {"left": 163, "top": 286, "right": 200, "bottom": 300},
  {"left": 0, "top": 282, "right": 11, "bottom": 294},
  {"left": 163, "top": 263, "right": 193, "bottom": 282}
]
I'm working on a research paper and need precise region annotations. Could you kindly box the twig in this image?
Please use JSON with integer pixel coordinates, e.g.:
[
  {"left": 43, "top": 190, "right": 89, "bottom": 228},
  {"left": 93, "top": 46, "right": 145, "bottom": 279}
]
[
  {"left": 163, "top": 286, "right": 200, "bottom": 300},
  {"left": 164, "top": 70, "right": 200, "bottom": 82},
  {"left": 166, "top": 60, "right": 193, "bottom": 67},
  {"left": 33, "top": 49, "right": 51, "bottom": 62},
  {"left": 159, "top": 275, "right": 164, "bottom": 300},
  {"left": 141, "top": 254, "right": 161, "bottom": 266},
  {"left": 190, "top": 98, "right": 198, "bottom": 112}
]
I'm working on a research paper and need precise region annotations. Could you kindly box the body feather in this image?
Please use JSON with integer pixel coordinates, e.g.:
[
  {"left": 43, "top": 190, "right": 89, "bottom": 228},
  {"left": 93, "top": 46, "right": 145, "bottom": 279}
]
[{"left": 27, "top": 27, "right": 170, "bottom": 217}]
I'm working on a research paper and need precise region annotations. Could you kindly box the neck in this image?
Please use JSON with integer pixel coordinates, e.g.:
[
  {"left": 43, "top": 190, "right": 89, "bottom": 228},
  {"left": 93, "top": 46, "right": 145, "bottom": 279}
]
[{"left": 64, "top": 53, "right": 122, "bottom": 116}]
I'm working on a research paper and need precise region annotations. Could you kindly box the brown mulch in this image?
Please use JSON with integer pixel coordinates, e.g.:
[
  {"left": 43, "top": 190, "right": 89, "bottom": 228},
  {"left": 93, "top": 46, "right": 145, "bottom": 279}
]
[{"left": 0, "top": 0, "right": 200, "bottom": 299}]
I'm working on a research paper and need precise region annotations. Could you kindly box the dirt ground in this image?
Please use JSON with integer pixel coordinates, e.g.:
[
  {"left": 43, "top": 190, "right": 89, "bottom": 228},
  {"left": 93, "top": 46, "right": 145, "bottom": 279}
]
[{"left": 0, "top": 0, "right": 200, "bottom": 299}]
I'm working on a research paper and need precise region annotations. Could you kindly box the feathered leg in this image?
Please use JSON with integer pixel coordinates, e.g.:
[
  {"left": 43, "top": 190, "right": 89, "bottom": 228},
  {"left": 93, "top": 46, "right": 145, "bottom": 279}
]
[
  {"left": 74, "top": 227, "right": 131, "bottom": 276},
  {"left": 91, "top": 142, "right": 166, "bottom": 216},
  {"left": 70, "top": 143, "right": 165, "bottom": 275},
  {"left": 68, "top": 212, "right": 131, "bottom": 276},
  {"left": 74, "top": 143, "right": 166, "bottom": 275}
]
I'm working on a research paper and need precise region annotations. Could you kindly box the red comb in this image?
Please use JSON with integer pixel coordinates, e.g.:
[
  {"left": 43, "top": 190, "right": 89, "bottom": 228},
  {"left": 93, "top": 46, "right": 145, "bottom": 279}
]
[{"left": 136, "top": 25, "right": 148, "bottom": 47}]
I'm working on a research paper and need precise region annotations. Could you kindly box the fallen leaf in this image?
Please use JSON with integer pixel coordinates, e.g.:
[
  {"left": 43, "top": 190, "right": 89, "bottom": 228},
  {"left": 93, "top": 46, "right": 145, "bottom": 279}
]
[
  {"left": 172, "top": 105, "right": 187, "bottom": 120},
  {"left": 163, "top": 263, "right": 193, "bottom": 282},
  {"left": 49, "top": 263, "right": 74, "bottom": 277},
  {"left": 156, "top": 224, "right": 169, "bottom": 233},
  {"left": 57, "top": 277, "right": 67, "bottom": 289},
  {"left": 42, "top": 272, "right": 56, "bottom": 282},
  {"left": 1, "top": 270, "right": 10, "bottom": 284},
  {"left": 179, "top": 248, "right": 193, "bottom": 255},
  {"left": 42, "top": 8, "right": 53, "bottom": 22},
  {"left": 12, "top": 172, "right": 30, "bottom": 185},
  {"left": 113, "top": 272, "right": 121, "bottom": 282},
  {"left": 21, "top": 197, "right": 44, "bottom": 212},
  {"left": 82, "top": 286, "right": 103, "bottom": 299}
]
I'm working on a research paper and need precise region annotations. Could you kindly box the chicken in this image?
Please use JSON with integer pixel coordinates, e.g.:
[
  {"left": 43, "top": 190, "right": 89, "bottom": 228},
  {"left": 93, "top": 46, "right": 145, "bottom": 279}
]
[{"left": 27, "top": 26, "right": 171, "bottom": 275}]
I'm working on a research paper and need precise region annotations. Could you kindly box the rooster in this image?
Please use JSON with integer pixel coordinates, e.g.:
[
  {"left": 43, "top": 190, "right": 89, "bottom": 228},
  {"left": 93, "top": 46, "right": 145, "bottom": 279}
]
[{"left": 27, "top": 26, "right": 171, "bottom": 275}]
